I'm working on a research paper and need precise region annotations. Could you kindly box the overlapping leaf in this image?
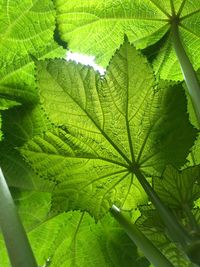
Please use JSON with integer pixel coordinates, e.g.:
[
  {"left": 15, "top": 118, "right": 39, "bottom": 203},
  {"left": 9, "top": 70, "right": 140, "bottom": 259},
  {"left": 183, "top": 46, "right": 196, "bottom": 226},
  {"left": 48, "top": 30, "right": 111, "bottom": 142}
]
[
  {"left": 0, "top": 42, "right": 65, "bottom": 104},
  {"left": 21, "top": 42, "right": 196, "bottom": 219},
  {"left": 55, "top": 0, "right": 200, "bottom": 80},
  {"left": 136, "top": 205, "right": 195, "bottom": 267},
  {"left": 185, "top": 70, "right": 200, "bottom": 166},
  {"left": 0, "top": 0, "right": 56, "bottom": 58},
  {"left": 0, "top": 0, "right": 65, "bottom": 102},
  {"left": 0, "top": 206, "right": 149, "bottom": 267},
  {"left": 0, "top": 0, "right": 65, "bottom": 141},
  {"left": 0, "top": 98, "right": 20, "bottom": 140},
  {"left": 153, "top": 165, "right": 200, "bottom": 209},
  {"left": 0, "top": 103, "right": 54, "bottom": 190},
  {"left": 28, "top": 211, "right": 149, "bottom": 267}
]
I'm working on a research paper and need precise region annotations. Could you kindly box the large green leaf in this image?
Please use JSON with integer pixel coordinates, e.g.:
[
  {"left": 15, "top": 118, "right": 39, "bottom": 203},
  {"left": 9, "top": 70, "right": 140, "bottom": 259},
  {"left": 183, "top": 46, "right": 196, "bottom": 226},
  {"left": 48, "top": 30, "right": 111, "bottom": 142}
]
[
  {"left": 0, "top": 207, "right": 149, "bottom": 267},
  {"left": 55, "top": 0, "right": 200, "bottom": 80},
  {"left": 28, "top": 211, "right": 149, "bottom": 267},
  {"left": 21, "top": 42, "right": 196, "bottom": 219},
  {"left": 0, "top": 0, "right": 56, "bottom": 58},
  {"left": 0, "top": 0, "right": 65, "bottom": 141},
  {"left": 0, "top": 0, "right": 65, "bottom": 131}
]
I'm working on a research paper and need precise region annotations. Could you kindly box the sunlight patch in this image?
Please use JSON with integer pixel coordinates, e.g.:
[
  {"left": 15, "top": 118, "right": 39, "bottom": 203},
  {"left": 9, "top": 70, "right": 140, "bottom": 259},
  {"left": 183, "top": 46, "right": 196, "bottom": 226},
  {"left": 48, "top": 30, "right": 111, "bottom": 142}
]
[{"left": 66, "top": 51, "right": 105, "bottom": 75}]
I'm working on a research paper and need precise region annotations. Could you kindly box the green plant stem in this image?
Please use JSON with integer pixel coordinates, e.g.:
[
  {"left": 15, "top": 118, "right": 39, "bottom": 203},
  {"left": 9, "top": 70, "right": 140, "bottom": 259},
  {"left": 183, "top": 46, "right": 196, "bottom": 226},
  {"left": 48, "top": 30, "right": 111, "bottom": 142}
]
[
  {"left": 171, "top": 22, "right": 200, "bottom": 124},
  {"left": 133, "top": 167, "right": 192, "bottom": 247},
  {"left": 0, "top": 168, "right": 37, "bottom": 267},
  {"left": 110, "top": 205, "right": 174, "bottom": 267}
]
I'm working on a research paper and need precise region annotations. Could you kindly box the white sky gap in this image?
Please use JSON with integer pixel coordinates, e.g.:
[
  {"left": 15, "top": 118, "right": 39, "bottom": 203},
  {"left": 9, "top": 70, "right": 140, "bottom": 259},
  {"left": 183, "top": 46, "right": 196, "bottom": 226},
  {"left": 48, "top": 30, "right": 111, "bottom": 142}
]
[{"left": 66, "top": 51, "right": 106, "bottom": 75}]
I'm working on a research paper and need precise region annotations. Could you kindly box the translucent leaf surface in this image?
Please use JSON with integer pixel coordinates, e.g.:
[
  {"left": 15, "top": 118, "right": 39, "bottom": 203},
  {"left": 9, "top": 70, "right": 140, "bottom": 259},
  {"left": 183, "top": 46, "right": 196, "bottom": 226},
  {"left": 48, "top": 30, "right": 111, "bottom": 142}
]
[
  {"left": 0, "top": 41, "right": 65, "bottom": 104},
  {"left": 55, "top": 0, "right": 200, "bottom": 80},
  {"left": 0, "top": 104, "right": 54, "bottom": 190},
  {"left": 0, "top": 209, "right": 150, "bottom": 267},
  {"left": 153, "top": 165, "right": 200, "bottom": 209},
  {"left": 136, "top": 205, "right": 195, "bottom": 267},
  {"left": 21, "top": 42, "right": 196, "bottom": 219},
  {"left": 0, "top": 0, "right": 65, "bottom": 141},
  {"left": 0, "top": 0, "right": 56, "bottom": 58}
]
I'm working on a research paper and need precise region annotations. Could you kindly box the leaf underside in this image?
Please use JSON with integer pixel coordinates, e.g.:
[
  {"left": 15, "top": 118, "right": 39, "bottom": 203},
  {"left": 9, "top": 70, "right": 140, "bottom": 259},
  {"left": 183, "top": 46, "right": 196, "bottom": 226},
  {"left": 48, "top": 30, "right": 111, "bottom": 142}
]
[
  {"left": 21, "top": 41, "right": 197, "bottom": 219},
  {"left": 0, "top": 193, "right": 149, "bottom": 267},
  {"left": 55, "top": 0, "right": 200, "bottom": 80},
  {"left": 0, "top": 1, "right": 199, "bottom": 267}
]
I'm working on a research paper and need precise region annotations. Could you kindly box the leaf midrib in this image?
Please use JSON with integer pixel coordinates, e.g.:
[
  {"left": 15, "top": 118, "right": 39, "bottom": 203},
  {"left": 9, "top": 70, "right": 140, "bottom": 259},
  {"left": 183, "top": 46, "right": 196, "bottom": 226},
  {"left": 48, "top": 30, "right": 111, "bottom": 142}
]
[{"left": 45, "top": 64, "right": 133, "bottom": 167}]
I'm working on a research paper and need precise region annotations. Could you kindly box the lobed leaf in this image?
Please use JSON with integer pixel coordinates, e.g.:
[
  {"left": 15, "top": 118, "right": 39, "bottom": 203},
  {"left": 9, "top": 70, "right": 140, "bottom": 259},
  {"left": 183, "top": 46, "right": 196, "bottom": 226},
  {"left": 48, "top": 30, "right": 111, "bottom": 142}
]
[
  {"left": 136, "top": 205, "right": 195, "bottom": 267},
  {"left": 0, "top": 208, "right": 149, "bottom": 267},
  {"left": 153, "top": 165, "right": 200, "bottom": 209},
  {"left": 0, "top": 0, "right": 56, "bottom": 58},
  {"left": 55, "top": 0, "right": 200, "bottom": 80},
  {"left": 21, "top": 42, "right": 197, "bottom": 219}
]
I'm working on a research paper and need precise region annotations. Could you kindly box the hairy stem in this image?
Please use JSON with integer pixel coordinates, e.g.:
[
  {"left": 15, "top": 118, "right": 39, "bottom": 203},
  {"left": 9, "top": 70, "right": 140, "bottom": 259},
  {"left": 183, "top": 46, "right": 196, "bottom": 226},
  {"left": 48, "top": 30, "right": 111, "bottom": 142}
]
[
  {"left": 171, "top": 22, "right": 200, "bottom": 124},
  {"left": 0, "top": 168, "right": 37, "bottom": 267},
  {"left": 133, "top": 166, "right": 192, "bottom": 247},
  {"left": 110, "top": 205, "right": 175, "bottom": 267}
]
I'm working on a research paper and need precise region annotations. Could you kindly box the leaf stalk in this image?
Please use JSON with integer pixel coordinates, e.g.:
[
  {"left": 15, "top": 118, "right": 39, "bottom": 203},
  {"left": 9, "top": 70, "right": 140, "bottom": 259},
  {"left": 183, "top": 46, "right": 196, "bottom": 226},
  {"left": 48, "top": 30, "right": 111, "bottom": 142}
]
[
  {"left": 133, "top": 166, "right": 192, "bottom": 247},
  {"left": 171, "top": 22, "right": 200, "bottom": 124},
  {"left": 110, "top": 205, "right": 175, "bottom": 267},
  {"left": 0, "top": 168, "right": 37, "bottom": 267}
]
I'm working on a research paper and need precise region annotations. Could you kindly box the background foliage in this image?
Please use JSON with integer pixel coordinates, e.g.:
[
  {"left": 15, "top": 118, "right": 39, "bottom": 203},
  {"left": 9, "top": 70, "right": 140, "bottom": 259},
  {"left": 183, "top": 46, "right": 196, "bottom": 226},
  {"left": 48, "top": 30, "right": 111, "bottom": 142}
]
[{"left": 0, "top": 1, "right": 200, "bottom": 266}]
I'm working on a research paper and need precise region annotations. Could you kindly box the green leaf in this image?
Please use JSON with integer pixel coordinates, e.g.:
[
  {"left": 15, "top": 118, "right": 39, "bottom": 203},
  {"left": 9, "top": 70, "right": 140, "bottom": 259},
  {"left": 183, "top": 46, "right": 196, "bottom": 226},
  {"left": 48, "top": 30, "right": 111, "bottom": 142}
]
[
  {"left": 136, "top": 205, "right": 195, "bottom": 267},
  {"left": 0, "top": 98, "right": 20, "bottom": 140},
  {"left": 2, "top": 103, "right": 52, "bottom": 146},
  {"left": 0, "top": 98, "right": 20, "bottom": 141},
  {"left": 0, "top": 114, "right": 2, "bottom": 141},
  {"left": 0, "top": 103, "right": 54, "bottom": 191},
  {"left": 0, "top": 0, "right": 66, "bottom": 108},
  {"left": 55, "top": 0, "right": 200, "bottom": 80},
  {"left": 55, "top": 0, "right": 169, "bottom": 67},
  {"left": 0, "top": 0, "right": 56, "bottom": 58},
  {"left": 0, "top": 143, "right": 54, "bottom": 191},
  {"left": 11, "top": 189, "right": 52, "bottom": 231},
  {"left": 0, "top": 99, "right": 20, "bottom": 110},
  {"left": 0, "top": 41, "right": 65, "bottom": 104},
  {"left": 21, "top": 42, "right": 196, "bottom": 219},
  {"left": 186, "top": 134, "right": 200, "bottom": 166},
  {"left": 0, "top": 209, "right": 149, "bottom": 267},
  {"left": 153, "top": 165, "right": 200, "bottom": 209},
  {"left": 31, "top": 211, "right": 149, "bottom": 267}
]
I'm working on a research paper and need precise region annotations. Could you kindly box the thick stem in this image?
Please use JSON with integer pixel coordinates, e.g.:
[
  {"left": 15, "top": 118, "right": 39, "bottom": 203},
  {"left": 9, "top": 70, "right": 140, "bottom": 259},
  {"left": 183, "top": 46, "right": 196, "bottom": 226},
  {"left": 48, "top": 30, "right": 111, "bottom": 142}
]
[
  {"left": 171, "top": 22, "right": 200, "bottom": 124},
  {"left": 110, "top": 205, "right": 175, "bottom": 267},
  {"left": 0, "top": 168, "right": 37, "bottom": 267},
  {"left": 133, "top": 167, "right": 192, "bottom": 247}
]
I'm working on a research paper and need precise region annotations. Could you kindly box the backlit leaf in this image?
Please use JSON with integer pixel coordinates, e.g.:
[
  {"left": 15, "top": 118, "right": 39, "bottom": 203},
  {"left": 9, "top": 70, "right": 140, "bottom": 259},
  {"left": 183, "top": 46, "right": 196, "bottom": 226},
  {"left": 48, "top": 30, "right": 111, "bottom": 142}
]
[
  {"left": 21, "top": 42, "right": 196, "bottom": 219},
  {"left": 55, "top": 0, "right": 200, "bottom": 80}
]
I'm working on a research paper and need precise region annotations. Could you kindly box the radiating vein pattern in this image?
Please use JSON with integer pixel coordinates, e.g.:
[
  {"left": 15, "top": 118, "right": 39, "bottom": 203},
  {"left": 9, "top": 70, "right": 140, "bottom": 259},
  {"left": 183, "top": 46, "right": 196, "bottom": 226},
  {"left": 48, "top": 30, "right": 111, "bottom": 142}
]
[
  {"left": 55, "top": 0, "right": 169, "bottom": 67},
  {"left": 55, "top": 0, "right": 200, "bottom": 80},
  {"left": 0, "top": 0, "right": 55, "bottom": 57},
  {"left": 21, "top": 42, "right": 196, "bottom": 218}
]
